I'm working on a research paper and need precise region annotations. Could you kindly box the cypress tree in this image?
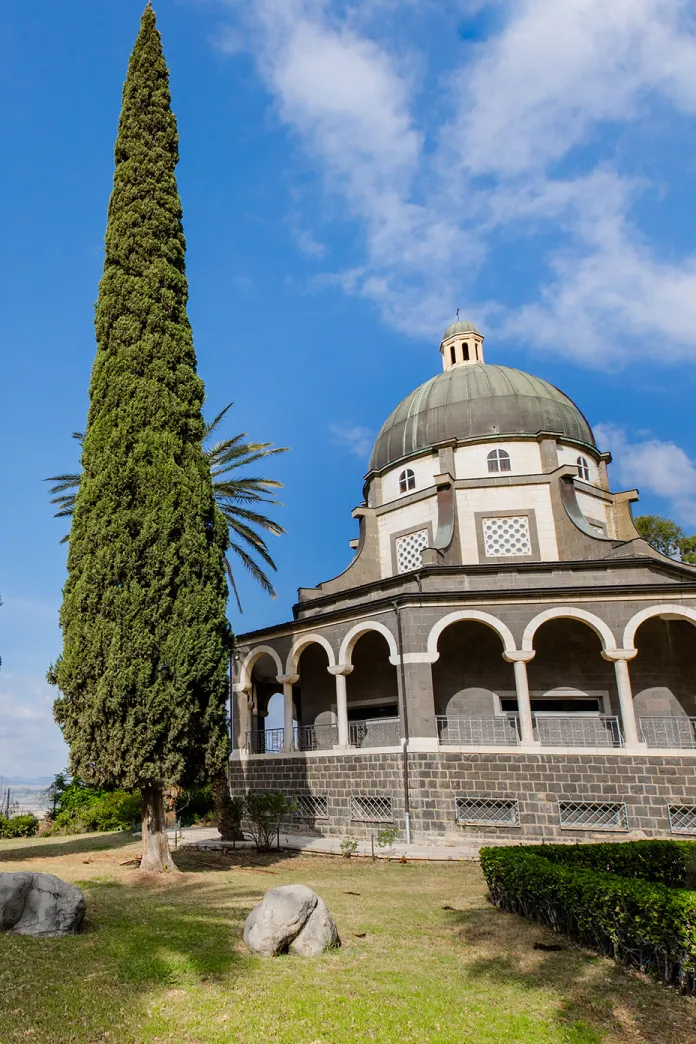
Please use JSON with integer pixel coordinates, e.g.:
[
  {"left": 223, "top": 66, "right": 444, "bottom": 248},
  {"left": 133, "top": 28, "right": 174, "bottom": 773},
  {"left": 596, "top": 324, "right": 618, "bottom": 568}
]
[{"left": 51, "top": 4, "right": 231, "bottom": 871}]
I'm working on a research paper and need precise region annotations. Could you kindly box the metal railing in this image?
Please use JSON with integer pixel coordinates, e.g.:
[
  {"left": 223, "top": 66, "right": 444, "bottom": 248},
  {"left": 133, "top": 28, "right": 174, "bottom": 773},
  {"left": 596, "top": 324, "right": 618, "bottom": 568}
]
[
  {"left": 534, "top": 715, "right": 622, "bottom": 748},
  {"left": 437, "top": 716, "right": 520, "bottom": 746},
  {"left": 245, "top": 727, "right": 285, "bottom": 754},
  {"left": 294, "top": 723, "right": 339, "bottom": 751},
  {"left": 639, "top": 717, "right": 696, "bottom": 749},
  {"left": 348, "top": 717, "right": 401, "bottom": 748}
]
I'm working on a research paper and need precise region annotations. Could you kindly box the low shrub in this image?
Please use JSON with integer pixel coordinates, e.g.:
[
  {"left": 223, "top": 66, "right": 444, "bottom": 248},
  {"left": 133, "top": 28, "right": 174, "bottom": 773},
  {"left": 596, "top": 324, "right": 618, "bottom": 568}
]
[
  {"left": 0, "top": 814, "right": 39, "bottom": 838},
  {"left": 243, "top": 791, "right": 296, "bottom": 850},
  {"left": 52, "top": 788, "right": 140, "bottom": 834},
  {"left": 531, "top": 839, "right": 696, "bottom": 889},
  {"left": 480, "top": 844, "right": 696, "bottom": 991}
]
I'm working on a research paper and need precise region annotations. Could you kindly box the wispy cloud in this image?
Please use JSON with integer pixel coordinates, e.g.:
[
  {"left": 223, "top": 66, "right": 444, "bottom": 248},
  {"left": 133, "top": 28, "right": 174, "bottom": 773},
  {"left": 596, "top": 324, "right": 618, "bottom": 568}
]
[
  {"left": 0, "top": 673, "right": 67, "bottom": 779},
  {"left": 329, "top": 422, "right": 374, "bottom": 459},
  {"left": 216, "top": 0, "right": 696, "bottom": 367},
  {"left": 595, "top": 422, "right": 696, "bottom": 526}
]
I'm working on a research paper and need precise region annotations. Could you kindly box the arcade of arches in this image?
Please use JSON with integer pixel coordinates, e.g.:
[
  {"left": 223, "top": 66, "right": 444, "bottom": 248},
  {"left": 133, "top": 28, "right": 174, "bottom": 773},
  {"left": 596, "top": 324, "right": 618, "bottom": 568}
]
[{"left": 238, "top": 609, "right": 696, "bottom": 752}]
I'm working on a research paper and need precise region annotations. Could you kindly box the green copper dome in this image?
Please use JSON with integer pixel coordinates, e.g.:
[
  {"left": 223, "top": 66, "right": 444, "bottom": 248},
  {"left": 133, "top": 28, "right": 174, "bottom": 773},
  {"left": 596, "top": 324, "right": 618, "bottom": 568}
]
[{"left": 369, "top": 363, "right": 595, "bottom": 472}]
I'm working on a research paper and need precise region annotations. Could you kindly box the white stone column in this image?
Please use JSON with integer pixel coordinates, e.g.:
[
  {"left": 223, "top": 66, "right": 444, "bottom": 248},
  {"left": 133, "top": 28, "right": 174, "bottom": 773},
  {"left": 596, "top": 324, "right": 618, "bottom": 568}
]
[
  {"left": 602, "top": 650, "right": 643, "bottom": 748},
  {"left": 277, "top": 674, "right": 299, "bottom": 751},
  {"left": 327, "top": 665, "right": 353, "bottom": 747},
  {"left": 503, "top": 651, "right": 539, "bottom": 748}
]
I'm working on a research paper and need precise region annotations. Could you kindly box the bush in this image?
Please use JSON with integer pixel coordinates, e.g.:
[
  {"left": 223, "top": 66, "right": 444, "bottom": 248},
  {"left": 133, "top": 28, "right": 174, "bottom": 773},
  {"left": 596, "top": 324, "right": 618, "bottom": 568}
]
[
  {"left": 480, "top": 843, "right": 696, "bottom": 991},
  {"left": 242, "top": 791, "right": 296, "bottom": 850},
  {"left": 176, "top": 785, "right": 216, "bottom": 827},
  {"left": 0, "top": 814, "right": 39, "bottom": 838},
  {"left": 46, "top": 771, "right": 140, "bottom": 834},
  {"left": 528, "top": 839, "right": 696, "bottom": 889}
]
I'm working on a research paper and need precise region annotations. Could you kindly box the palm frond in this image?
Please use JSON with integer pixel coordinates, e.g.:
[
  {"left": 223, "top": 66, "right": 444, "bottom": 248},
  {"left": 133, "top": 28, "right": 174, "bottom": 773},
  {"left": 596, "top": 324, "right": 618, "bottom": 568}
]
[
  {"left": 228, "top": 542, "right": 278, "bottom": 598},
  {"left": 224, "top": 557, "right": 244, "bottom": 614},
  {"left": 217, "top": 504, "right": 286, "bottom": 535}
]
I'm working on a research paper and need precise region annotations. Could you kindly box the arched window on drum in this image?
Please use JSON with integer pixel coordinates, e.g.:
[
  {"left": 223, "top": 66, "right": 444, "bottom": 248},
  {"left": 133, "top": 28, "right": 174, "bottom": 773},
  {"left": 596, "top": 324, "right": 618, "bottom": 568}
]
[
  {"left": 487, "top": 448, "right": 511, "bottom": 473},
  {"left": 576, "top": 456, "right": 591, "bottom": 481},
  {"left": 399, "top": 469, "right": 416, "bottom": 494}
]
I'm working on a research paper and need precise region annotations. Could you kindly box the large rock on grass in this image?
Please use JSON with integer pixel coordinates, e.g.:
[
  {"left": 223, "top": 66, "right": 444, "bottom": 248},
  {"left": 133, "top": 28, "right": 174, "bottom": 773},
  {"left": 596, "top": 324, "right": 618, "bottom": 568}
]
[
  {"left": 0, "top": 872, "right": 86, "bottom": 937},
  {"left": 244, "top": 884, "right": 339, "bottom": 957}
]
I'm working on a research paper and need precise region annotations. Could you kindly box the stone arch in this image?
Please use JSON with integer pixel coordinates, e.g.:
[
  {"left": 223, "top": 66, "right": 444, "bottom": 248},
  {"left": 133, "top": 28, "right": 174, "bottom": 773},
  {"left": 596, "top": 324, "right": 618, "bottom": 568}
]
[
  {"left": 623, "top": 604, "right": 696, "bottom": 652},
  {"left": 237, "top": 645, "right": 283, "bottom": 690},
  {"left": 522, "top": 607, "right": 616, "bottom": 654},
  {"left": 286, "top": 633, "right": 336, "bottom": 676},
  {"left": 427, "top": 610, "right": 516, "bottom": 661},
  {"left": 339, "top": 620, "right": 398, "bottom": 667}
]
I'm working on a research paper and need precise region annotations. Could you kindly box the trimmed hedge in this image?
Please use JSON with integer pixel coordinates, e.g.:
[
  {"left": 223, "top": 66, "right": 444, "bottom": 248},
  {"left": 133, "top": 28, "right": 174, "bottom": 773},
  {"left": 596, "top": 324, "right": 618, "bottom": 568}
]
[
  {"left": 480, "top": 843, "right": 696, "bottom": 991},
  {"left": 530, "top": 839, "right": 696, "bottom": 889}
]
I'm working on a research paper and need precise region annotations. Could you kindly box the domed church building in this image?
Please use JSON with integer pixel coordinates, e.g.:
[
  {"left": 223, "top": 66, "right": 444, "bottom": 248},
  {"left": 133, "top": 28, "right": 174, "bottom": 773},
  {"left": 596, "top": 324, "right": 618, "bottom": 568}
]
[{"left": 230, "top": 323, "right": 696, "bottom": 842}]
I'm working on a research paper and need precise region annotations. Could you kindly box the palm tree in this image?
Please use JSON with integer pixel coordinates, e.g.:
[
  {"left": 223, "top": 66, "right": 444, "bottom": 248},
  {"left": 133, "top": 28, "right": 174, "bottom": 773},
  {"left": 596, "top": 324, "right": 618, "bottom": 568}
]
[{"left": 46, "top": 403, "right": 288, "bottom": 612}]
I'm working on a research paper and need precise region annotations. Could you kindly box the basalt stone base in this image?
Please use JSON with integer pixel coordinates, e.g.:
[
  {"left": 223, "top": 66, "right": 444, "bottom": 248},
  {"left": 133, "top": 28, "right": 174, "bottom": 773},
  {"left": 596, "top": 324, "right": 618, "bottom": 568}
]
[
  {"left": 231, "top": 751, "right": 696, "bottom": 842},
  {"left": 0, "top": 872, "right": 86, "bottom": 937}
]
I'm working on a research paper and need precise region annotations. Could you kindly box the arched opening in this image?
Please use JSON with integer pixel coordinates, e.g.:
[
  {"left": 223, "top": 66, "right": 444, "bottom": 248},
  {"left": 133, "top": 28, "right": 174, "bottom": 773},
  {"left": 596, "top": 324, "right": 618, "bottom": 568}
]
[
  {"left": 630, "top": 617, "right": 696, "bottom": 747},
  {"left": 346, "top": 631, "right": 400, "bottom": 747},
  {"left": 295, "top": 642, "right": 334, "bottom": 750},
  {"left": 248, "top": 652, "right": 283, "bottom": 752},
  {"left": 431, "top": 620, "right": 517, "bottom": 745},
  {"left": 527, "top": 618, "right": 620, "bottom": 745}
]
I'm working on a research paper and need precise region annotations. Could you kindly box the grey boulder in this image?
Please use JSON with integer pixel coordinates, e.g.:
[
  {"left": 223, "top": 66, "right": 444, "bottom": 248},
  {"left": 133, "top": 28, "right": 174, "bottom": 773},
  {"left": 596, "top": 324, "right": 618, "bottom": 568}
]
[
  {"left": 244, "top": 884, "right": 339, "bottom": 957},
  {"left": 0, "top": 872, "right": 86, "bottom": 937}
]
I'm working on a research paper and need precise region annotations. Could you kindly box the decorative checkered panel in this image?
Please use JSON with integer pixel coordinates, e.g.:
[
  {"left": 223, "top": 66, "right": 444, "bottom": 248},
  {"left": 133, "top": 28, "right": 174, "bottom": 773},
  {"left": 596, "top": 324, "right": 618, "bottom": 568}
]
[
  {"left": 350, "top": 795, "right": 393, "bottom": 822},
  {"left": 292, "top": 794, "right": 328, "bottom": 819},
  {"left": 668, "top": 805, "right": 696, "bottom": 834},
  {"left": 558, "top": 801, "right": 628, "bottom": 831},
  {"left": 482, "top": 516, "right": 532, "bottom": 557},
  {"left": 395, "top": 529, "right": 429, "bottom": 573},
  {"left": 454, "top": 797, "right": 520, "bottom": 826}
]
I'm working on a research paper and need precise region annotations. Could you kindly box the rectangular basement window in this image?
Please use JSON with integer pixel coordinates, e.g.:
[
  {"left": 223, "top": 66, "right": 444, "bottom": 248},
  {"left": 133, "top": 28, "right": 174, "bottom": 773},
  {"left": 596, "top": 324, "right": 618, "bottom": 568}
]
[
  {"left": 350, "top": 795, "right": 393, "bottom": 822},
  {"left": 454, "top": 797, "right": 520, "bottom": 827},
  {"left": 558, "top": 800, "right": 628, "bottom": 831}
]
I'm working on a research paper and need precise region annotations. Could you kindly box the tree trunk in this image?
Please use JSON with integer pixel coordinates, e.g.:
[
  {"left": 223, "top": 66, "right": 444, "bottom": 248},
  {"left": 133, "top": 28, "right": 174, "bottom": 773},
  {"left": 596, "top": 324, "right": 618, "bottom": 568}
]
[
  {"left": 211, "top": 771, "right": 244, "bottom": 841},
  {"left": 140, "top": 784, "right": 179, "bottom": 872}
]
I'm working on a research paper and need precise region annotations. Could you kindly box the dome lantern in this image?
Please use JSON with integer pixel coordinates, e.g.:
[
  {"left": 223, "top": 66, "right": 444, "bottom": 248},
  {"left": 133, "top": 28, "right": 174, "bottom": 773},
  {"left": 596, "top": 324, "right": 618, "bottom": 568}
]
[{"left": 440, "top": 319, "right": 484, "bottom": 370}]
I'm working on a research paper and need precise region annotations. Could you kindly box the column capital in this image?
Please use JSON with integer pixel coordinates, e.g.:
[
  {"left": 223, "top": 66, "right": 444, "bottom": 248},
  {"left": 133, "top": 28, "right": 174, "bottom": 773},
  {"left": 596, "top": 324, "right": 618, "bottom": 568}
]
[
  {"left": 601, "top": 649, "right": 637, "bottom": 662},
  {"left": 503, "top": 650, "right": 535, "bottom": 663},
  {"left": 327, "top": 664, "right": 353, "bottom": 676},
  {"left": 277, "top": 673, "right": 299, "bottom": 685}
]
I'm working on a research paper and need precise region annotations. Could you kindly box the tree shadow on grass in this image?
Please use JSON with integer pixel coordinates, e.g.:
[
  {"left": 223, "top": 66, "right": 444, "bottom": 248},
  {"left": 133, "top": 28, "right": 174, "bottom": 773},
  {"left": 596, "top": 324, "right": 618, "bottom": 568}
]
[
  {"left": 0, "top": 830, "right": 135, "bottom": 862},
  {"left": 445, "top": 902, "right": 696, "bottom": 1044},
  {"left": 0, "top": 873, "right": 259, "bottom": 1044},
  {"left": 174, "top": 845, "right": 304, "bottom": 875}
]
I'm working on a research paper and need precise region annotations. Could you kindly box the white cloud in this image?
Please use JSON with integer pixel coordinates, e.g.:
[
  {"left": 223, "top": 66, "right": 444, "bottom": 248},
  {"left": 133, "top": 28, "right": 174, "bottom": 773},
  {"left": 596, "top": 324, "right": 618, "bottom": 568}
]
[
  {"left": 0, "top": 673, "right": 67, "bottom": 780},
  {"left": 595, "top": 422, "right": 696, "bottom": 525},
  {"left": 329, "top": 422, "right": 374, "bottom": 458},
  {"left": 217, "top": 0, "right": 696, "bottom": 365}
]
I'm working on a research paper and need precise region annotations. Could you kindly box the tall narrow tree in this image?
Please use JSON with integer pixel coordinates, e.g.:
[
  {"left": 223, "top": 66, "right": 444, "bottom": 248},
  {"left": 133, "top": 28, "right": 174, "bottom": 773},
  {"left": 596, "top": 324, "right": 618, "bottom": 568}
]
[{"left": 49, "top": 4, "right": 230, "bottom": 871}]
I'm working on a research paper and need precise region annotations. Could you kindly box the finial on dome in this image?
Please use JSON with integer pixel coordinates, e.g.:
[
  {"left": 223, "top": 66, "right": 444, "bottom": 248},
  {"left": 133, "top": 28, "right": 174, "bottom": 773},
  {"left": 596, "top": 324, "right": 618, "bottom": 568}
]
[{"left": 440, "top": 318, "right": 484, "bottom": 371}]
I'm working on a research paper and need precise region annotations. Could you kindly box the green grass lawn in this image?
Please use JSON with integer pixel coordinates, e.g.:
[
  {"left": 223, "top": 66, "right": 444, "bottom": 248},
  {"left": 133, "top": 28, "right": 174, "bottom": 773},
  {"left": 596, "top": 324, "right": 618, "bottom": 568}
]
[{"left": 0, "top": 833, "right": 695, "bottom": 1043}]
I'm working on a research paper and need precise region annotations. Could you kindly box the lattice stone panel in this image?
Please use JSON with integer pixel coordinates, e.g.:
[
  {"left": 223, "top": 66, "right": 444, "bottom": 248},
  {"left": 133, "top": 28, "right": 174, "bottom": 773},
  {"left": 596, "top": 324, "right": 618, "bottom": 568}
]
[
  {"left": 668, "top": 805, "right": 696, "bottom": 834},
  {"left": 395, "top": 529, "right": 429, "bottom": 573},
  {"left": 455, "top": 797, "right": 520, "bottom": 826},
  {"left": 350, "top": 795, "right": 393, "bottom": 822},
  {"left": 558, "top": 800, "right": 628, "bottom": 831},
  {"left": 292, "top": 794, "right": 328, "bottom": 819},
  {"left": 482, "top": 516, "right": 532, "bottom": 557}
]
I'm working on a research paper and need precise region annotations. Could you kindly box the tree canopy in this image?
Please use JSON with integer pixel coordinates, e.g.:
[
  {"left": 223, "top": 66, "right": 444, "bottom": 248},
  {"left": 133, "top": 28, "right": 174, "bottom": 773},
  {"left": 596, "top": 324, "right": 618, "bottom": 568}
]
[
  {"left": 634, "top": 515, "right": 696, "bottom": 565},
  {"left": 50, "top": 5, "right": 231, "bottom": 858}
]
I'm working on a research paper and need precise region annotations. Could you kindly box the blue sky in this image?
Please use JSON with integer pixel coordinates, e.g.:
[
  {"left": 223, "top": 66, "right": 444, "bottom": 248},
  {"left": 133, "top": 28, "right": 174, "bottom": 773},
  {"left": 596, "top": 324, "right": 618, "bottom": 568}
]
[{"left": 2, "top": 0, "right": 696, "bottom": 778}]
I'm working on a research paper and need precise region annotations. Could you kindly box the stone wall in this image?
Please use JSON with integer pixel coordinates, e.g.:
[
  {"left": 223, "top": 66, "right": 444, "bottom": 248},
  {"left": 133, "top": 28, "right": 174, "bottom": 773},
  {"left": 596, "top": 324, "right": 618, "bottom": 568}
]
[{"left": 230, "top": 751, "right": 696, "bottom": 842}]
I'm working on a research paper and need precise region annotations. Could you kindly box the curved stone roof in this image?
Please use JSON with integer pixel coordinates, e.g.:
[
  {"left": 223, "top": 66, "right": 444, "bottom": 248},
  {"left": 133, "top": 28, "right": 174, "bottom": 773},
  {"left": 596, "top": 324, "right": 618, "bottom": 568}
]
[
  {"left": 369, "top": 363, "right": 595, "bottom": 472},
  {"left": 442, "top": 319, "right": 480, "bottom": 339}
]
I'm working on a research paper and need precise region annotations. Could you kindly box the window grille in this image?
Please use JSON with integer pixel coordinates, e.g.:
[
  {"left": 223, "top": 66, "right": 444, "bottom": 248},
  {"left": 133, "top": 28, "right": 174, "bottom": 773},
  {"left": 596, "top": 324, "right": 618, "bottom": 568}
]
[
  {"left": 487, "top": 448, "right": 511, "bottom": 473},
  {"left": 668, "top": 805, "right": 696, "bottom": 835},
  {"left": 350, "top": 795, "right": 393, "bottom": 822},
  {"left": 292, "top": 794, "right": 328, "bottom": 819},
  {"left": 455, "top": 797, "right": 520, "bottom": 826},
  {"left": 576, "top": 456, "right": 591, "bottom": 481},
  {"left": 482, "top": 516, "right": 532, "bottom": 558},
  {"left": 558, "top": 800, "right": 628, "bottom": 831},
  {"left": 395, "top": 529, "right": 429, "bottom": 573},
  {"left": 398, "top": 468, "right": 416, "bottom": 494}
]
